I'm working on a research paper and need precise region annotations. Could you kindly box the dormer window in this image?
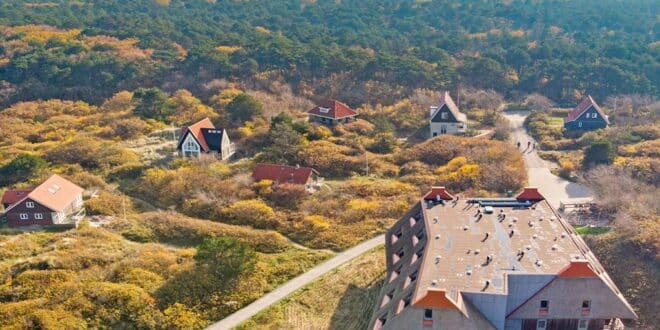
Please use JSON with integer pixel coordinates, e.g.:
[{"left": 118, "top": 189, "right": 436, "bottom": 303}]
[
  {"left": 319, "top": 107, "right": 330, "bottom": 113},
  {"left": 391, "top": 230, "right": 403, "bottom": 244},
  {"left": 389, "top": 269, "right": 400, "bottom": 283},
  {"left": 411, "top": 249, "right": 423, "bottom": 264}
]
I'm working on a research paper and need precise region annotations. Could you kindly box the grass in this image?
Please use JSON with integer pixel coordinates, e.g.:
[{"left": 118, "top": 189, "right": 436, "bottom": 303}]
[
  {"left": 238, "top": 246, "right": 386, "bottom": 330},
  {"left": 573, "top": 225, "right": 611, "bottom": 236}
]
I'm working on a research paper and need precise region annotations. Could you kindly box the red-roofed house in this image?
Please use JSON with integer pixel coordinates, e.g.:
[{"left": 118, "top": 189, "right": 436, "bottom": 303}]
[
  {"left": 564, "top": 96, "right": 610, "bottom": 131},
  {"left": 177, "top": 118, "right": 235, "bottom": 159},
  {"left": 429, "top": 92, "right": 467, "bottom": 137},
  {"left": 308, "top": 100, "right": 358, "bottom": 126},
  {"left": 2, "top": 175, "right": 85, "bottom": 227},
  {"left": 252, "top": 164, "right": 322, "bottom": 192}
]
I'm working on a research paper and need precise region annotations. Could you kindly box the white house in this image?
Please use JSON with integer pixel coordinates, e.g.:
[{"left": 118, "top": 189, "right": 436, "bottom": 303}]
[
  {"left": 429, "top": 92, "right": 467, "bottom": 137},
  {"left": 177, "top": 118, "right": 235, "bottom": 160}
]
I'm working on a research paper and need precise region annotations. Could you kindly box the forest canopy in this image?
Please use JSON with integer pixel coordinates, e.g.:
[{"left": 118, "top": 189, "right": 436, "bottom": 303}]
[{"left": 0, "top": 0, "right": 657, "bottom": 106}]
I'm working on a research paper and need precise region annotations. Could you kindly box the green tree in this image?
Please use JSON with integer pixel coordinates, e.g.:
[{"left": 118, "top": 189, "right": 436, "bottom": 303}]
[
  {"left": 195, "top": 237, "right": 256, "bottom": 281},
  {"left": 0, "top": 154, "right": 47, "bottom": 185},
  {"left": 226, "top": 93, "right": 263, "bottom": 122},
  {"left": 133, "top": 88, "right": 175, "bottom": 121},
  {"left": 259, "top": 123, "right": 306, "bottom": 163},
  {"left": 583, "top": 140, "right": 615, "bottom": 167}
]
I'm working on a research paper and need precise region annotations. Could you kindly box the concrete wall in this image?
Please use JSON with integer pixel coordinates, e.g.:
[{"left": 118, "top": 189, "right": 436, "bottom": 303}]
[
  {"left": 383, "top": 307, "right": 494, "bottom": 330},
  {"left": 508, "top": 277, "right": 636, "bottom": 320},
  {"left": 505, "top": 274, "right": 555, "bottom": 315},
  {"left": 463, "top": 292, "right": 508, "bottom": 330}
]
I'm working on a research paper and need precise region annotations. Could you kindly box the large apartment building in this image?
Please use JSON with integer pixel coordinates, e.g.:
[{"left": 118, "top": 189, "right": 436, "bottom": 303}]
[{"left": 369, "top": 187, "right": 636, "bottom": 330}]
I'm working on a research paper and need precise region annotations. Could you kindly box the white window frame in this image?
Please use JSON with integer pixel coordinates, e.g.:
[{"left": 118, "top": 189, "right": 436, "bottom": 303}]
[
  {"left": 578, "top": 121, "right": 583, "bottom": 128},
  {"left": 26, "top": 201, "right": 34, "bottom": 208},
  {"left": 441, "top": 112, "right": 448, "bottom": 120},
  {"left": 593, "top": 113, "right": 598, "bottom": 118},
  {"left": 20, "top": 213, "right": 29, "bottom": 220},
  {"left": 536, "top": 319, "right": 547, "bottom": 330},
  {"left": 34, "top": 213, "right": 43, "bottom": 220},
  {"left": 578, "top": 319, "right": 589, "bottom": 330}
]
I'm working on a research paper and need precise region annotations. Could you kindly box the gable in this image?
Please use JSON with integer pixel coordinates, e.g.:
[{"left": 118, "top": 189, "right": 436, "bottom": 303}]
[
  {"left": 5, "top": 197, "right": 54, "bottom": 214},
  {"left": 179, "top": 131, "right": 202, "bottom": 151},
  {"left": 431, "top": 105, "right": 459, "bottom": 123},
  {"left": 507, "top": 277, "right": 637, "bottom": 320}
]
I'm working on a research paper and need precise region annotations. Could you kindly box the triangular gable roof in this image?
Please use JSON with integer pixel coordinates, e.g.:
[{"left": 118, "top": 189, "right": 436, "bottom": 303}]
[
  {"left": 423, "top": 187, "right": 455, "bottom": 201},
  {"left": 252, "top": 164, "right": 317, "bottom": 185},
  {"left": 4, "top": 175, "right": 83, "bottom": 213},
  {"left": 1, "top": 189, "right": 33, "bottom": 206},
  {"left": 177, "top": 118, "right": 215, "bottom": 152},
  {"left": 308, "top": 100, "right": 357, "bottom": 119},
  {"left": 564, "top": 95, "right": 610, "bottom": 124},
  {"left": 431, "top": 92, "right": 467, "bottom": 123},
  {"left": 516, "top": 187, "right": 545, "bottom": 201}
]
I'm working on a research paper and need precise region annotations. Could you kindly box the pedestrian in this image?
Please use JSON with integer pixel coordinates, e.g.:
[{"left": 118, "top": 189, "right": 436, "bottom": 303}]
[
  {"left": 527, "top": 141, "right": 531, "bottom": 148},
  {"left": 517, "top": 141, "right": 521, "bottom": 149}
]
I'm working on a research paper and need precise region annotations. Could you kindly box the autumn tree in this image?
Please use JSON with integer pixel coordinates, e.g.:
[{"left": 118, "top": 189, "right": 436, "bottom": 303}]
[{"left": 583, "top": 140, "right": 615, "bottom": 167}]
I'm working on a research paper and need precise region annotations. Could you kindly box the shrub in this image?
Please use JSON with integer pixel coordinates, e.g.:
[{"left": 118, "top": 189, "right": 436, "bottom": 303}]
[
  {"left": 226, "top": 93, "right": 263, "bottom": 122},
  {"left": 222, "top": 199, "right": 277, "bottom": 229},
  {"left": 0, "top": 153, "right": 47, "bottom": 185},
  {"left": 267, "top": 184, "right": 307, "bottom": 209},
  {"left": 583, "top": 140, "right": 615, "bottom": 167}
]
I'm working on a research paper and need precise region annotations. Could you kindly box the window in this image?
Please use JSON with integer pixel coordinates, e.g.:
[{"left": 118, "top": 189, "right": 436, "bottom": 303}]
[
  {"left": 540, "top": 300, "right": 549, "bottom": 309},
  {"left": 433, "top": 132, "right": 438, "bottom": 137},
  {"left": 441, "top": 112, "right": 448, "bottom": 120},
  {"left": 536, "top": 319, "right": 547, "bottom": 330},
  {"left": 34, "top": 213, "right": 43, "bottom": 220},
  {"left": 582, "top": 300, "right": 591, "bottom": 309},
  {"left": 578, "top": 319, "right": 589, "bottom": 330},
  {"left": 26, "top": 201, "right": 34, "bottom": 208},
  {"left": 593, "top": 113, "right": 598, "bottom": 118},
  {"left": 424, "top": 309, "right": 433, "bottom": 320},
  {"left": 539, "top": 300, "right": 549, "bottom": 314},
  {"left": 20, "top": 213, "right": 28, "bottom": 220},
  {"left": 578, "top": 121, "right": 583, "bottom": 127}
]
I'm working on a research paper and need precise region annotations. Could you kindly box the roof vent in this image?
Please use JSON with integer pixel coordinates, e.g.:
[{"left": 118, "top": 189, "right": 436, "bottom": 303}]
[
  {"left": 466, "top": 269, "right": 472, "bottom": 276},
  {"left": 561, "top": 233, "right": 567, "bottom": 238},
  {"left": 550, "top": 216, "right": 556, "bottom": 221},
  {"left": 525, "top": 245, "right": 531, "bottom": 250},
  {"left": 528, "top": 220, "right": 534, "bottom": 227},
  {"left": 551, "top": 244, "right": 558, "bottom": 251},
  {"left": 431, "top": 280, "right": 438, "bottom": 286},
  {"left": 474, "top": 249, "right": 480, "bottom": 255},
  {"left": 532, "top": 234, "right": 538, "bottom": 239},
  {"left": 435, "top": 255, "right": 442, "bottom": 263},
  {"left": 435, "top": 235, "right": 441, "bottom": 240},
  {"left": 463, "top": 225, "right": 469, "bottom": 231},
  {"left": 535, "top": 260, "right": 543, "bottom": 267},
  {"left": 539, "top": 217, "right": 544, "bottom": 221},
  {"left": 512, "top": 217, "right": 518, "bottom": 222}
]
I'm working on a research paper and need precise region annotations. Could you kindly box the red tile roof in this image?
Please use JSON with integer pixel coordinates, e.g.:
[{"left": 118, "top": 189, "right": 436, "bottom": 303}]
[
  {"left": 308, "top": 100, "right": 357, "bottom": 119},
  {"left": 1, "top": 189, "right": 33, "bottom": 207},
  {"left": 179, "top": 118, "right": 215, "bottom": 152},
  {"left": 423, "top": 187, "right": 455, "bottom": 201},
  {"left": 4, "top": 175, "right": 83, "bottom": 212},
  {"left": 564, "top": 95, "right": 610, "bottom": 124},
  {"left": 252, "top": 164, "right": 317, "bottom": 185},
  {"left": 516, "top": 187, "right": 545, "bottom": 201},
  {"left": 558, "top": 260, "right": 599, "bottom": 278}
]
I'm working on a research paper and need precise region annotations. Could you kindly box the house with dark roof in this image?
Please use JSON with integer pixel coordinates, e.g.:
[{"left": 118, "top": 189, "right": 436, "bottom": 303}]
[
  {"left": 429, "top": 92, "right": 467, "bottom": 137},
  {"left": 2, "top": 175, "right": 85, "bottom": 227},
  {"left": 177, "top": 118, "right": 235, "bottom": 159},
  {"left": 564, "top": 96, "right": 610, "bottom": 131},
  {"left": 369, "top": 187, "right": 636, "bottom": 330},
  {"left": 308, "top": 100, "right": 358, "bottom": 126},
  {"left": 251, "top": 164, "right": 322, "bottom": 192}
]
